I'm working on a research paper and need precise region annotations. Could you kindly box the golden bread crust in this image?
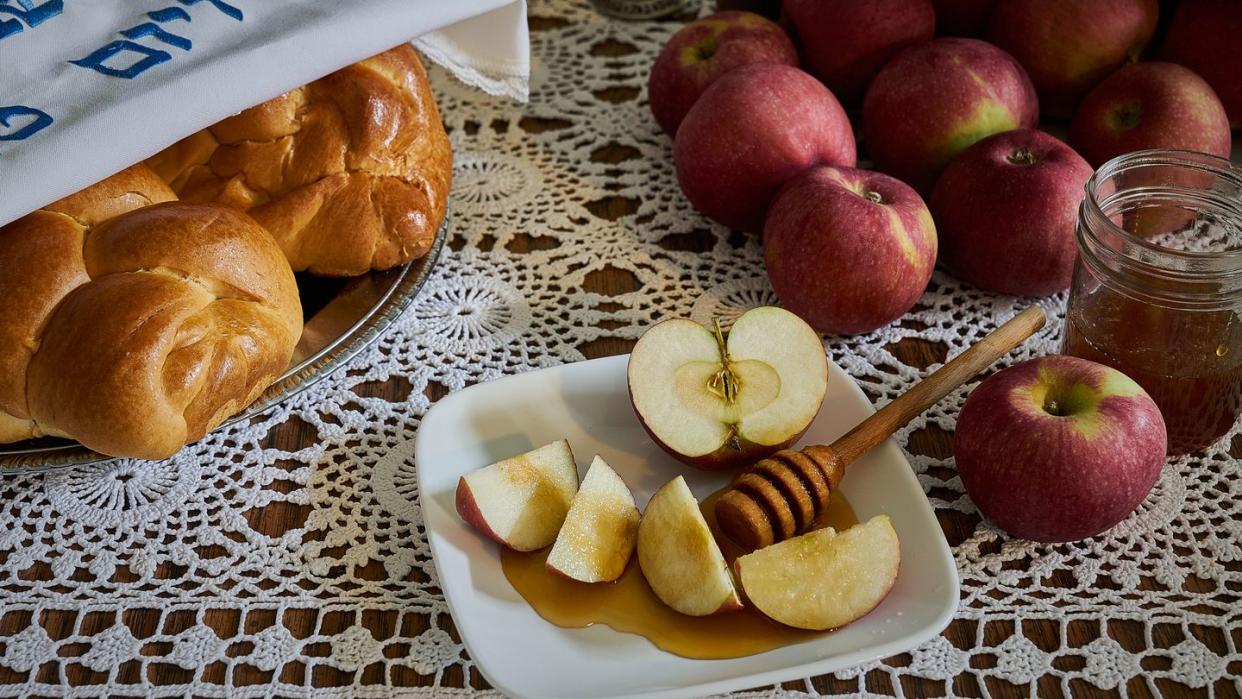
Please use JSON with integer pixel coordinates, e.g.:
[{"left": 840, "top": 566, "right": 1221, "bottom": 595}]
[
  {"left": 147, "top": 45, "right": 451, "bottom": 276},
  {"left": 0, "top": 166, "right": 302, "bottom": 459}
]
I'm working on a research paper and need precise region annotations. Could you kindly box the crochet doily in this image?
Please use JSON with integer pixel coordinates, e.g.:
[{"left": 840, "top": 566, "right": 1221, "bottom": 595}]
[{"left": 1, "top": 1, "right": 1238, "bottom": 696}]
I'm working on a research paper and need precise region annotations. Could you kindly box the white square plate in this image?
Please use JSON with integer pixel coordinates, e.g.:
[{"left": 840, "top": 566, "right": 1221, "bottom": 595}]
[{"left": 416, "top": 354, "right": 958, "bottom": 699}]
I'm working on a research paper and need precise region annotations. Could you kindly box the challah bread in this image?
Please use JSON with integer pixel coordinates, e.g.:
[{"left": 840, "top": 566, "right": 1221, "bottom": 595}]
[
  {"left": 0, "top": 165, "right": 302, "bottom": 459},
  {"left": 147, "top": 45, "right": 451, "bottom": 277}
]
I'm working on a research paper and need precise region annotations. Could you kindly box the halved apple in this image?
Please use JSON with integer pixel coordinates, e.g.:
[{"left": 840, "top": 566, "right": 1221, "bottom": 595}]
[
  {"left": 627, "top": 306, "right": 827, "bottom": 471},
  {"left": 455, "top": 440, "right": 579, "bottom": 552},
  {"left": 735, "top": 515, "right": 900, "bottom": 630},
  {"left": 546, "top": 456, "right": 640, "bottom": 583},
  {"left": 637, "top": 476, "right": 742, "bottom": 616}
]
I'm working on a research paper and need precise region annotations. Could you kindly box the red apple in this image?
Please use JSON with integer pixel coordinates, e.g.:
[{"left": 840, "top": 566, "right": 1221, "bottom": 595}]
[
  {"left": 932, "top": 0, "right": 996, "bottom": 36},
  {"left": 986, "top": 0, "right": 1158, "bottom": 119},
  {"left": 676, "top": 64, "right": 856, "bottom": 233},
  {"left": 648, "top": 11, "right": 798, "bottom": 136},
  {"left": 1069, "top": 62, "right": 1231, "bottom": 168},
  {"left": 627, "top": 306, "right": 828, "bottom": 471},
  {"left": 764, "top": 166, "right": 937, "bottom": 334},
  {"left": 782, "top": 0, "right": 935, "bottom": 106},
  {"left": 955, "top": 355, "right": 1167, "bottom": 543},
  {"left": 1160, "top": 0, "right": 1242, "bottom": 128},
  {"left": 930, "top": 129, "right": 1092, "bottom": 296},
  {"left": 862, "top": 38, "right": 1038, "bottom": 195}
]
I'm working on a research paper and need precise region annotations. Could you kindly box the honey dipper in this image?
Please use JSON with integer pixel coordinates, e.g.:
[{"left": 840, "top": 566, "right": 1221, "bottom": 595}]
[{"left": 714, "top": 305, "right": 1048, "bottom": 551}]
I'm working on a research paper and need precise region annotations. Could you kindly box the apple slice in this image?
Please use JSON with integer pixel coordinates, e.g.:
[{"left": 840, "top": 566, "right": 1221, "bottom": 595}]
[
  {"left": 637, "top": 476, "right": 742, "bottom": 616},
  {"left": 627, "top": 306, "right": 828, "bottom": 471},
  {"left": 546, "top": 456, "right": 640, "bottom": 583},
  {"left": 455, "top": 440, "right": 579, "bottom": 552},
  {"left": 735, "top": 515, "right": 900, "bottom": 630}
]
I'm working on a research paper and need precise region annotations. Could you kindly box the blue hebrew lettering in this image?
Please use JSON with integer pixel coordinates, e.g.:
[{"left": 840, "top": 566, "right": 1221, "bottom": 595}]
[
  {"left": 147, "top": 6, "right": 192, "bottom": 23},
  {"left": 0, "top": 105, "right": 53, "bottom": 141},
  {"left": 0, "top": 0, "right": 64, "bottom": 40},
  {"left": 70, "top": 40, "right": 172, "bottom": 79},
  {"left": 177, "top": 0, "right": 242, "bottom": 21},
  {"left": 121, "top": 22, "right": 191, "bottom": 50}
]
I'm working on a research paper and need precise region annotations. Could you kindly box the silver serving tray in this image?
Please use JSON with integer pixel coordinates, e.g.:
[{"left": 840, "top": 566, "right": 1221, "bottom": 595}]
[{"left": 0, "top": 219, "right": 447, "bottom": 473}]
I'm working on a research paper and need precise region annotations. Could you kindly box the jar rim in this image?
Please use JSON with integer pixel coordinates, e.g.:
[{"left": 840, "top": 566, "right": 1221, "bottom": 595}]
[{"left": 1083, "top": 148, "right": 1242, "bottom": 267}]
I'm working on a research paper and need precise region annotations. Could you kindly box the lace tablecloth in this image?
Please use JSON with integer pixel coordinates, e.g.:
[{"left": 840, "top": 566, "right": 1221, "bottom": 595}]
[{"left": 1, "top": 1, "right": 1239, "bottom": 696}]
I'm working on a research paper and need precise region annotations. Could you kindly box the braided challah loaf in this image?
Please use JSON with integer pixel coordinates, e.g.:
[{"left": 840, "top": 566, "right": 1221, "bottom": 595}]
[
  {"left": 147, "top": 45, "right": 451, "bottom": 277},
  {"left": 0, "top": 165, "right": 302, "bottom": 459}
]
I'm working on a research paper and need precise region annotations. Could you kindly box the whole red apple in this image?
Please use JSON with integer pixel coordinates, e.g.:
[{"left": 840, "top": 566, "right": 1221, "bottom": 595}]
[
  {"left": 931, "top": 129, "right": 1092, "bottom": 296},
  {"left": 676, "top": 64, "right": 856, "bottom": 233},
  {"left": 782, "top": 0, "right": 935, "bottom": 106},
  {"left": 863, "top": 38, "right": 1038, "bottom": 195},
  {"left": 1160, "top": 0, "right": 1242, "bottom": 128},
  {"left": 1069, "top": 62, "right": 1231, "bottom": 168},
  {"left": 763, "top": 166, "right": 937, "bottom": 334},
  {"left": 987, "top": 0, "right": 1159, "bottom": 118},
  {"left": 954, "top": 355, "right": 1166, "bottom": 543},
  {"left": 648, "top": 11, "right": 798, "bottom": 136},
  {"left": 932, "top": 0, "right": 996, "bottom": 36}
]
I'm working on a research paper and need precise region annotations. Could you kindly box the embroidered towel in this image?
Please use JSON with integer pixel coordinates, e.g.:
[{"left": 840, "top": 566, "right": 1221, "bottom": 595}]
[{"left": 0, "top": 0, "right": 530, "bottom": 227}]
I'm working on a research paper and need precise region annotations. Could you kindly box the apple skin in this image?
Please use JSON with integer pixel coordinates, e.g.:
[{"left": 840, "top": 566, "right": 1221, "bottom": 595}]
[
  {"left": 764, "top": 166, "right": 937, "bottom": 335},
  {"left": 931, "top": 0, "right": 997, "bottom": 36},
  {"left": 1069, "top": 62, "right": 1232, "bottom": 168},
  {"left": 782, "top": 0, "right": 935, "bottom": 106},
  {"left": 862, "top": 38, "right": 1038, "bottom": 195},
  {"left": 648, "top": 11, "right": 798, "bottom": 136},
  {"left": 930, "top": 129, "right": 1092, "bottom": 296},
  {"left": 954, "top": 355, "right": 1167, "bottom": 543},
  {"left": 986, "top": 0, "right": 1159, "bottom": 119},
  {"left": 676, "top": 64, "right": 856, "bottom": 233},
  {"left": 455, "top": 481, "right": 502, "bottom": 544},
  {"left": 1161, "top": 0, "right": 1242, "bottom": 128}
]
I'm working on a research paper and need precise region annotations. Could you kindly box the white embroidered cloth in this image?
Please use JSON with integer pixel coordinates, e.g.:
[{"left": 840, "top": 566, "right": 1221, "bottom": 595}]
[
  {"left": 0, "top": 0, "right": 1237, "bottom": 696},
  {"left": 0, "top": 0, "right": 529, "bottom": 228}
]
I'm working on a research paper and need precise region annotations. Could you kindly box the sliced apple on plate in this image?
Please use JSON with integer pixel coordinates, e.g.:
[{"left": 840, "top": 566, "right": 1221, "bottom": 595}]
[
  {"left": 546, "top": 456, "right": 640, "bottom": 583},
  {"left": 735, "top": 515, "right": 900, "bottom": 630},
  {"left": 455, "top": 440, "right": 579, "bottom": 552},
  {"left": 637, "top": 476, "right": 742, "bottom": 616},
  {"left": 627, "top": 306, "right": 828, "bottom": 471}
]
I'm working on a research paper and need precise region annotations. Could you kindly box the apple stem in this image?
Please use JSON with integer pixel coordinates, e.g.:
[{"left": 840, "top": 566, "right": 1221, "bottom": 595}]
[
  {"left": 1007, "top": 149, "right": 1039, "bottom": 166},
  {"left": 864, "top": 190, "right": 883, "bottom": 204},
  {"left": 708, "top": 319, "right": 740, "bottom": 405}
]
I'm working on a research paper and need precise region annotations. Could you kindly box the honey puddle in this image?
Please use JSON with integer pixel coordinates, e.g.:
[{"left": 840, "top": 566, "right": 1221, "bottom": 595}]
[{"left": 500, "top": 487, "right": 857, "bottom": 659}]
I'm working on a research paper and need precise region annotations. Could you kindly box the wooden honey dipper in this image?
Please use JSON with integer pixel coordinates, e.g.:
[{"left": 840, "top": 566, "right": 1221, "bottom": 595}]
[{"left": 714, "top": 305, "right": 1048, "bottom": 551}]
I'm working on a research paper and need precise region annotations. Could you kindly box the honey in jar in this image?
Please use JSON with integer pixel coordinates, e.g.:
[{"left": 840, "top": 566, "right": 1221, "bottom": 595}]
[
  {"left": 1063, "top": 150, "right": 1242, "bottom": 455},
  {"left": 499, "top": 487, "right": 857, "bottom": 659}
]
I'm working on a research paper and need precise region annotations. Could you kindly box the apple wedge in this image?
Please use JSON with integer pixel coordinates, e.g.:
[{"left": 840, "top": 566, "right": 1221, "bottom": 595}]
[
  {"left": 455, "top": 440, "right": 579, "bottom": 552},
  {"left": 546, "top": 456, "right": 640, "bottom": 583},
  {"left": 735, "top": 515, "right": 900, "bottom": 630},
  {"left": 627, "top": 306, "right": 828, "bottom": 471},
  {"left": 637, "top": 476, "right": 742, "bottom": 616}
]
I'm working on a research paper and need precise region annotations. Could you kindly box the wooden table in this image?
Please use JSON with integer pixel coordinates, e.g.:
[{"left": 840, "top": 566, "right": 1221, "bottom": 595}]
[{"left": 8, "top": 8, "right": 1236, "bottom": 698}]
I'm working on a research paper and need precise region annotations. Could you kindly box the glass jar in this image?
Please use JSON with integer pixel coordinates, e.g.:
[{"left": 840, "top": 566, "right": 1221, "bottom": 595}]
[{"left": 1063, "top": 149, "right": 1242, "bottom": 455}]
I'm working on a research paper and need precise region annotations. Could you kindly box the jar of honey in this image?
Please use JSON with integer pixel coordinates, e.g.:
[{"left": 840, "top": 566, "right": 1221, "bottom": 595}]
[{"left": 1063, "top": 149, "right": 1242, "bottom": 455}]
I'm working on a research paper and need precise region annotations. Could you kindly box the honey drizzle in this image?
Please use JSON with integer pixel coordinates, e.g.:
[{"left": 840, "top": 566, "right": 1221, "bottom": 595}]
[{"left": 499, "top": 487, "right": 857, "bottom": 660}]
